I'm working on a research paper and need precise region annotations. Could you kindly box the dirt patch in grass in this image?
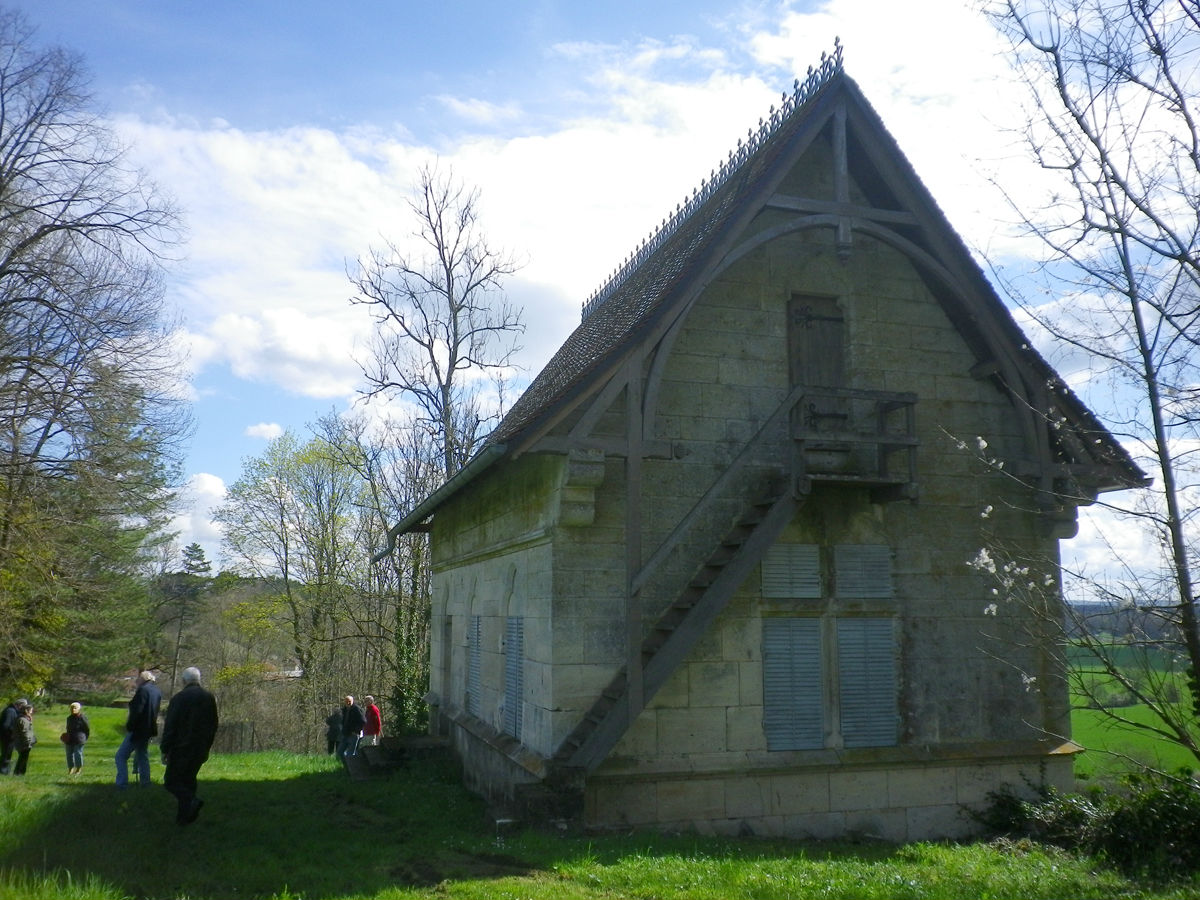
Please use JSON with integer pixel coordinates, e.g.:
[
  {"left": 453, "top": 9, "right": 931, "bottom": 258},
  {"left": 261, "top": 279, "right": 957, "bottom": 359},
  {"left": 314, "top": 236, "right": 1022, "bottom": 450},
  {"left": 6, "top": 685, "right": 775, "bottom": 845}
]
[{"left": 390, "top": 850, "right": 533, "bottom": 886}]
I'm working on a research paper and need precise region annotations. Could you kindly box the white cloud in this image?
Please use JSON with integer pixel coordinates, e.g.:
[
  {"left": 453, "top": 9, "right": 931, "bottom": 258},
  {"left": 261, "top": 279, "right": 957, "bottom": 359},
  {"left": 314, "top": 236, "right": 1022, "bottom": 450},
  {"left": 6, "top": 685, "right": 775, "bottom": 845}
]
[
  {"left": 245, "top": 422, "right": 284, "bottom": 440},
  {"left": 437, "top": 95, "right": 523, "bottom": 126},
  {"left": 168, "top": 472, "right": 227, "bottom": 566}
]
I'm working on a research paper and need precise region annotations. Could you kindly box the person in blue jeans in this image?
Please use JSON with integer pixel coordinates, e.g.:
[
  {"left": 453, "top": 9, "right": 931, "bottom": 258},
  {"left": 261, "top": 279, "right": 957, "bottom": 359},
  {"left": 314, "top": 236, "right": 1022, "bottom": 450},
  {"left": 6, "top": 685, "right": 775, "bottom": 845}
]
[
  {"left": 64, "top": 701, "right": 90, "bottom": 775},
  {"left": 115, "top": 671, "right": 162, "bottom": 788}
]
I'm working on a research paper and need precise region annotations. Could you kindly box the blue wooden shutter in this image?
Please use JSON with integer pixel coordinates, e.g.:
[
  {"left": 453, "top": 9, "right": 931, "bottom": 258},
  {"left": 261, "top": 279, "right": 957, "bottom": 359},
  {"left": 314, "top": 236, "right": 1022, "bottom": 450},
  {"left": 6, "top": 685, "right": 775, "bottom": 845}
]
[
  {"left": 834, "top": 545, "right": 892, "bottom": 598},
  {"left": 762, "top": 544, "right": 822, "bottom": 599},
  {"left": 762, "top": 617, "right": 823, "bottom": 750},
  {"left": 467, "top": 615, "right": 481, "bottom": 716},
  {"left": 837, "top": 617, "right": 897, "bottom": 748},
  {"left": 503, "top": 616, "right": 524, "bottom": 739}
]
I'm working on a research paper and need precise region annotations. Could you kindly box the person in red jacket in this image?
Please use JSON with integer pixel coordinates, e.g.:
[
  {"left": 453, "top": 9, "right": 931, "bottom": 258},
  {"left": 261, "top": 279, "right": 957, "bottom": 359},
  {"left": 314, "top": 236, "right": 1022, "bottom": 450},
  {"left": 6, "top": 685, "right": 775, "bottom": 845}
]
[{"left": 362, "top": 696, "right": 382, "bottom": 747}]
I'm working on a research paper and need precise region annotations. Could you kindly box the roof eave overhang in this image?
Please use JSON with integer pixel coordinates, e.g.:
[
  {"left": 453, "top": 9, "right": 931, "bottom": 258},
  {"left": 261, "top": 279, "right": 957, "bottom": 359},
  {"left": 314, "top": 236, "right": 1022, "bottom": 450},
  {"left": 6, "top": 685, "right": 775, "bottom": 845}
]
[{"left": 371, "top": 443, "right": 508, "bottom": 560}]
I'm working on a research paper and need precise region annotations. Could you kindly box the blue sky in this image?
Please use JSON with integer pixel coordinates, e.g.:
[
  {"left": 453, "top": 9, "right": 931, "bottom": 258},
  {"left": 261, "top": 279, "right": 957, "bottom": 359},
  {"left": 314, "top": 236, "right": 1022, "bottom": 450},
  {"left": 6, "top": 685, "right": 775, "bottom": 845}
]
[{"left": 19, "top": 0, "right": 1102, "bottom": 568}]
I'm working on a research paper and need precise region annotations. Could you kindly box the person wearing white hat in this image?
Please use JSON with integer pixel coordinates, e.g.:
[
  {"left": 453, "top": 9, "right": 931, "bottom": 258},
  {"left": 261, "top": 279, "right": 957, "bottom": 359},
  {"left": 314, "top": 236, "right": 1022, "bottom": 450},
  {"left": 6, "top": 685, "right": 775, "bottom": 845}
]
[{"left": 64, "top": 701, "right": 90, "bottom": 775}]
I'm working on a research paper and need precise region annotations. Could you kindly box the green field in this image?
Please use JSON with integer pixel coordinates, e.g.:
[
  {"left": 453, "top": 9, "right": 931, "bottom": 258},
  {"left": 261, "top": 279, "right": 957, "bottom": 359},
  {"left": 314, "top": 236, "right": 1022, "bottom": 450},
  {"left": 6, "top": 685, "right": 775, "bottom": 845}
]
[
  {"left": 1071, "top": 704, "right": 1197, "bottom": 781},
  {"left": 1065, "top": 642, "right": 1198, "bottom": 781}
]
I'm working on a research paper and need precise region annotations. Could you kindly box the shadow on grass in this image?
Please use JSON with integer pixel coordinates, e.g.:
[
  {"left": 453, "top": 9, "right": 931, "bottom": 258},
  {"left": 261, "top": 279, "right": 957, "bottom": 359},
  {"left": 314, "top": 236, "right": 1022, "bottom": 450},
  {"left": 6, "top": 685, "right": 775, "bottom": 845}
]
[
  {"left": 6, "top": 750, "right": 1110, "bottom": 900},
  {"left": 0, "top": 756, "right": 535, "bottom": 899}
]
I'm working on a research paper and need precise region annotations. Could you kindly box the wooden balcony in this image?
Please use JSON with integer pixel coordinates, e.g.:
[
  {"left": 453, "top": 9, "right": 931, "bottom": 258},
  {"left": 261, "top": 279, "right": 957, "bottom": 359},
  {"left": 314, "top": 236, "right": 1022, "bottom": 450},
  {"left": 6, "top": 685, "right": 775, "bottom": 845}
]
[{"left": 791, "top": 387, "right": 918, "bottom": 502}]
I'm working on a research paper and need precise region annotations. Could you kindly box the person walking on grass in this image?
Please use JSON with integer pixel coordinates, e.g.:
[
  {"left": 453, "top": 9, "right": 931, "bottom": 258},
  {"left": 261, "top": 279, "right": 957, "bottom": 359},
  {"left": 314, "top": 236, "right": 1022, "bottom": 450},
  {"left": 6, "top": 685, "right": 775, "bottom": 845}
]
[
  {"left": 12, "top": 703, "right": 36, "bottom": 775},
  {"left": 339, "top": 695, "right": 365, "bottom": 759},
  {"left": 1, "top": 698, "right": 28, "bottom": 774},
  {"left": 362, "top": 695, "right": 381, "bottom": 747},
  {"left": 115, "top": 670, "right": 161, "bottom": 788},
  {"left": 160, "top": 666, "right": 219, "bottom": 826},
  {"left": 64, "top": 702, "right": 90, "bottom": 775}
]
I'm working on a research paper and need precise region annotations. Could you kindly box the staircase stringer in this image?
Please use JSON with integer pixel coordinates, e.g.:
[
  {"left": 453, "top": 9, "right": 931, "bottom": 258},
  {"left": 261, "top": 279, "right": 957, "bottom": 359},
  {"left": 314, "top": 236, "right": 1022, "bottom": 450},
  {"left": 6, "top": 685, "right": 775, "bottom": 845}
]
[{"left": 555, "top": 489, "right": 800, "bottom": 773}]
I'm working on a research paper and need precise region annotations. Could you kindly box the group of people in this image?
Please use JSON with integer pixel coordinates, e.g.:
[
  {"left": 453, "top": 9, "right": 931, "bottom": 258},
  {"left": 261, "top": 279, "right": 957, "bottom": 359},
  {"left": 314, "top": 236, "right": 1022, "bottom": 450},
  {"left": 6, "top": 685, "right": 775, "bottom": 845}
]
[
  {"left": 325, "top": 694, "right": 381, "bottom": 759},
  {"left": 1, "top": 699, "right": 92, "bottom": 777},
  {"left": 1, "top": 666, "right": 220, "bottom": 827},
  {"left": 4, "top": 672, "right": 384, "bottom": 818}
]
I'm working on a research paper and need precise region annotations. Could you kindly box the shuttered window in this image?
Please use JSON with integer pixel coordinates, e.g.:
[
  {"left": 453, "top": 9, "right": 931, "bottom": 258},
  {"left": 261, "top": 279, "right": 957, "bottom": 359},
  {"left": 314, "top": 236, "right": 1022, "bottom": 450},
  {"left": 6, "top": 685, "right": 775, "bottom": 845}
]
[
  {"left": 763, "top": 615, "right": 898, "bottom": 751},
  {"left": 762, "top": 544, "right": 822, "bottom": 599},
  {"left": 466, "top": 615, "right": 481, "bottom": 717},
  {"left": 834, "top": 545, "right": 892, "bottom": 598},
  {"left": 503, "top": 616, "right": 524, "bottom": 739},
  {"left": 837, "top": 618, "right": 897, "bottom": 748},
  {"left": 762, "top": 617, "right": 824, "bottom": 750}
]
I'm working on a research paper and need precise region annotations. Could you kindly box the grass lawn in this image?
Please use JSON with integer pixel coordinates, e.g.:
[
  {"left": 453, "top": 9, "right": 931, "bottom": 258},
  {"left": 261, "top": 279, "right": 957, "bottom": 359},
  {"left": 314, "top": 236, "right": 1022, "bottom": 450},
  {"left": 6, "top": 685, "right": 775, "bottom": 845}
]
[
  {"left": 1072, "top": 704, "right": 1197, "bottom": 781},
  {"left": 1, "top": 705, "right": 1196, "bottom": 899}
]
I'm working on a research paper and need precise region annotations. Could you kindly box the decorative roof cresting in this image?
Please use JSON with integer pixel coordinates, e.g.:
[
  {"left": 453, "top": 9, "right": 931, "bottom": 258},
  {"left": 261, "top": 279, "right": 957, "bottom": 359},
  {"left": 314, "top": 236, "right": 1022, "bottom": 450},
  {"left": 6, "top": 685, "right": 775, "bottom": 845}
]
[{"left": 580, "top": 38, "right": 845, "bottom": 322}]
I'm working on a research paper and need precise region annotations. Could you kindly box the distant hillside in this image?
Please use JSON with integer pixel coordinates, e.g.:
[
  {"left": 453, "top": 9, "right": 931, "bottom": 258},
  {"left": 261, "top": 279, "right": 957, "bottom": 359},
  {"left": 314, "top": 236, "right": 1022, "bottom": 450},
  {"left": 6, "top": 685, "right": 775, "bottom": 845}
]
[{"left": 1067, "top": 601, "right": 1175, "bottom": 642}]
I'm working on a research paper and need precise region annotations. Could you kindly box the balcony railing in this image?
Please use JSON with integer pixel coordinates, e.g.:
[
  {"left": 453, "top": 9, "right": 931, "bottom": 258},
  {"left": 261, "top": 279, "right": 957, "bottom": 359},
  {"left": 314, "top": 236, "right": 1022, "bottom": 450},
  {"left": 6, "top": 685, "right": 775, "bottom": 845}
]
[{"left": 791, "top": 387, "right": 918, "bottom": 501}]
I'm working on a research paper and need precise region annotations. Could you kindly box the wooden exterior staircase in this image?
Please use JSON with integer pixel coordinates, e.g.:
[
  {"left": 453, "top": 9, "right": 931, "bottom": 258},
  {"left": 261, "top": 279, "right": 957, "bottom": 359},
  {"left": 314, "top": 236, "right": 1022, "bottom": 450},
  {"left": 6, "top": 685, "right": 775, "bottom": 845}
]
[{"left": 549, "top": 487, "right": 800, "bottom": 775}]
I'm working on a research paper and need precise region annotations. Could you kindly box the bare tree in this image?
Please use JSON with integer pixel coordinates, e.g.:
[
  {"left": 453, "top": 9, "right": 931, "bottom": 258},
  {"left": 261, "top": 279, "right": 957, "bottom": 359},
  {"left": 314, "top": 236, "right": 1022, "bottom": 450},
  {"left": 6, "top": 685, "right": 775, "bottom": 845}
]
[
  {"left": 981, "top": 0, "right": 1200, "bottom": 768},
  {"left": 349, "top": 163, "right": 524, "bottom": 479}
]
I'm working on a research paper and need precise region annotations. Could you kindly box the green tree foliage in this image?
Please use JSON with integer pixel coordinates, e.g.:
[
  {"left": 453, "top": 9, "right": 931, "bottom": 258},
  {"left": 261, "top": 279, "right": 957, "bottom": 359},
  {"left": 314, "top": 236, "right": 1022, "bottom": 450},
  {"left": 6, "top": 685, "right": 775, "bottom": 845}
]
[
  {"left": 334, "top": 412, "right": 441, "bottom": 732},
  {"left": 200, "top": 413, "right": 446, "bottom": 746},
  {"left": 0, "top": 10, "right": 186, "bottom": 695},
  {"left": 214, "top": 428, "right": 384, "bottom": 747},
  {"left": 153, "top": 542, "right": 214, "bottom": 695},
  {"left": 182, "top": 542, "right": 213, "bottom": 577}
]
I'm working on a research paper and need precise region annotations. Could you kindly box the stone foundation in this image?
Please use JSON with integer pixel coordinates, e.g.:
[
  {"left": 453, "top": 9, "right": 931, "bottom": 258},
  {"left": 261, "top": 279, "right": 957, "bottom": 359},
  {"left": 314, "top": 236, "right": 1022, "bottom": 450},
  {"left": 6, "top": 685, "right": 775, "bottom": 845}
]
[{"left": 583, "top": 744, "right": 1075, "bottom": 841}]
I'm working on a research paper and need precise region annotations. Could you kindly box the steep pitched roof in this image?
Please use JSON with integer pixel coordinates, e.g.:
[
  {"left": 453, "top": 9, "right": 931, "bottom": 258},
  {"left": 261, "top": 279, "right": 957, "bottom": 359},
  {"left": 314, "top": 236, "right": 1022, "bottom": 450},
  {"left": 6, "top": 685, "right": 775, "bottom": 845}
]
[{"left": 383, "top": 46, "right": 1145, "bottom": 543}]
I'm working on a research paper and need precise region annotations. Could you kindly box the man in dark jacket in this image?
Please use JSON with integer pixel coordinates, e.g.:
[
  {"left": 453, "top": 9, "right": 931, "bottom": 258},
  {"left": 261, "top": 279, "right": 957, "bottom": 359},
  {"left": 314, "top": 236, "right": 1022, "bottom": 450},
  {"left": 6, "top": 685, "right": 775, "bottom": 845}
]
[
  {"left": 339, "top": 695, "right": 366, "bottom": 759},
  {"left": 1, "top": 699, "right": 28, "bottom": 774},
  {"left": 160, "top": 666, "right": 219, "bottom": 825},
  {"left": 115, "top": 671, "right": 162, "bottom": 788}
]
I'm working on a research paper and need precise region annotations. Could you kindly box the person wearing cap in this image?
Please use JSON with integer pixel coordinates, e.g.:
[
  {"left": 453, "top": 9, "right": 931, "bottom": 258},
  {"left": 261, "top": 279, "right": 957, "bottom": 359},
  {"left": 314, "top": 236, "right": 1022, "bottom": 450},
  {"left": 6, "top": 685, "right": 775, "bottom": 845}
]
[
  {"left": 64, "top": 701, "right": 90, "bottom": 775},
  {"left": 115, "top": 670, "right": 162, "bottom": 788},
  {"left": 1, "top": 698, "right": 28, "bottom": 775},
  {"left": 160, "top": 666, "right": 218, "bottom": 825}
]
